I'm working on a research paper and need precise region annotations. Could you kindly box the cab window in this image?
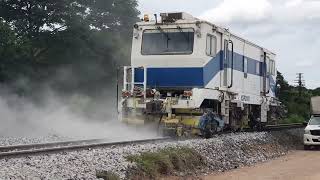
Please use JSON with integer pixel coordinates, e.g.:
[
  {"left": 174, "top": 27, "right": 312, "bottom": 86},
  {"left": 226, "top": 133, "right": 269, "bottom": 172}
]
[
  {"left": 142, "top": 28, "right": 194, "bottom": 55},
  {"left": 206, "top": 34, "right": 217, "bottom": 57},
  {"left": 244, "top": 57, "right": 248, "bottom": 78},
  {"left": 269, "top": 60, "right": 276, "bottom": 75},
  {"left": 256, "top": 62, "right": 260, "bottom": 75}
]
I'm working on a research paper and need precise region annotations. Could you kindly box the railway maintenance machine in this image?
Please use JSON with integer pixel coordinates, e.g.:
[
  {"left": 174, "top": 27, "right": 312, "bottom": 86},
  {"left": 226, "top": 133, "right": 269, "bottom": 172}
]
[{"left": 119, "top": 12, "right": 280, "bottom": 137}]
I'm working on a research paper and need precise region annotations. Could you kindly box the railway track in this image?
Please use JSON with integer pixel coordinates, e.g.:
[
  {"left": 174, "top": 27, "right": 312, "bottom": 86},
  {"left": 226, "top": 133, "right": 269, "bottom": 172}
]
[
  {"left": 0, "top": 138, "right": 107, "bottom": 153},
  {"left": 0, "top": 123, "right": 304, "bottom": 159},
  {"left": 0, "top": 137, "right": 171, "bottom": 159},
  {"left": 265, "top": 123, "right": 305, "bottom": 130},
  {"left": 215, "top": 123, "right": 305, "bottom": 135}
]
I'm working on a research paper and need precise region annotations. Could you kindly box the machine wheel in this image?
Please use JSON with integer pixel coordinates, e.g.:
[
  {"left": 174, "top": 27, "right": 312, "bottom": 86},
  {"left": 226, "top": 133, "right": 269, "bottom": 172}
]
[
  {"left": 230, "top": 105, "right": 243, "bottom": 132},
  {"left": 249, "top": 121, "right": 266, "bottom": 131},
  {"left": 204, "top": 121, "right": 218, "bottom": 139}
]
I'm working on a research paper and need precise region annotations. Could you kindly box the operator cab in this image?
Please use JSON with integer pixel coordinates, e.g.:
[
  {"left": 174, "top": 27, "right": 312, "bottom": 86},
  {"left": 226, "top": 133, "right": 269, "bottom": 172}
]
[
  {"left": 129, "top": 12, "right": 220, "bottom": 93},
  {"left": 131, "top": 12, "right": 203, "bottom": 66}
]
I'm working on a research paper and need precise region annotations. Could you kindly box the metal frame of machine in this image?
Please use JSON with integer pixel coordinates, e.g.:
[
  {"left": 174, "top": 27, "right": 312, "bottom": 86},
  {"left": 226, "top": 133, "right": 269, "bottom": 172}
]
[{"left": 119, "top": 12, "right": 280, "bottom": 136}]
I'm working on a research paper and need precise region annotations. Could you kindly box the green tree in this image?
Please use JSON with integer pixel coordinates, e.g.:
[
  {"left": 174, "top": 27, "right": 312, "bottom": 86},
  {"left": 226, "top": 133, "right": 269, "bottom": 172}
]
[
  {"left": 0, "top": 0, "right": 139, "bottom": 95},
  {"left": 0, "top": 20, "right": 34, "bottom": 83},
  {"left": 277, "top": 71, "right": 313, "bottom": 122}
]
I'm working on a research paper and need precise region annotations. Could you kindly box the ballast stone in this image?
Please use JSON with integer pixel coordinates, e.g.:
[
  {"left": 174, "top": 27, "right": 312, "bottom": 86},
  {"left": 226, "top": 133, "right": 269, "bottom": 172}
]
[{"left": 0, "top": 129, "right": 302, "bottom": 179}]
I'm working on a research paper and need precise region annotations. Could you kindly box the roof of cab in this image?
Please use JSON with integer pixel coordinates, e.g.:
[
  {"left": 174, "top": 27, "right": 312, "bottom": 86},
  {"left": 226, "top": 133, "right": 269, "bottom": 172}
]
[{"left": 137, "top": 12, "right": 276, "bottom": 56}]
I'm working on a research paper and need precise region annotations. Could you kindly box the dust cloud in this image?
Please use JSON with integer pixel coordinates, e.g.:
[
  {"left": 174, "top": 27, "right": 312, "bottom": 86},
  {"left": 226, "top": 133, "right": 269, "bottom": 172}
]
[{"left": 0, "top": 88, "right": 159, "bottom": 141}]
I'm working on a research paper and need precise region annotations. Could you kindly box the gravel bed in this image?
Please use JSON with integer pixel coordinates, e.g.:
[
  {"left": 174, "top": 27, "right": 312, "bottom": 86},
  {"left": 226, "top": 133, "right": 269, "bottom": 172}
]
[
  {"left": 0, "top": 129, "right": 303, "bottom": 179},
  {"left": 0, "top": 135, "right": 71, "bottom": 146}
]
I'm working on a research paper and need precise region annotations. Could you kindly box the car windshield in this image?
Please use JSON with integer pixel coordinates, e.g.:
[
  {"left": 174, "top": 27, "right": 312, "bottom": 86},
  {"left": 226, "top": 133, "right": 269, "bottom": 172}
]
[
  {"left": 141, "top": 28, "right": 194, "bottom": 55},
  {"left": 309, "top": 117, "right": 320, "bottom": 125}
]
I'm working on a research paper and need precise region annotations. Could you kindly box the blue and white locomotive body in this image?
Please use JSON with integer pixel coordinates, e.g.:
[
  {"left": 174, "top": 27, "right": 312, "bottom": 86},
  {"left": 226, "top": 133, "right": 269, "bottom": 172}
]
[{"left": 121, "top": 12, "right": 278, "bottom": 131}]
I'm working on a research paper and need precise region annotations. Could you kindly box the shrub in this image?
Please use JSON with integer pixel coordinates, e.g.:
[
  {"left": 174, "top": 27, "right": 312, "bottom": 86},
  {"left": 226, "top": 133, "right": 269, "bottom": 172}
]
[
  {"left": 96, "top": 171, "right": 120, "bottom": 180},
  {"left": 126, "top": 147, "right": 205, "bottom": 178},
  {"left": 280, "top": 114, "right": 305, "bottom": 124}
]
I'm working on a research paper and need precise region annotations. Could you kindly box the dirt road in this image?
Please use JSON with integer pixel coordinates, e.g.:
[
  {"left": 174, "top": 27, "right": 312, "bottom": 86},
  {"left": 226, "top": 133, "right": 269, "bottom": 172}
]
[{"left": 203, "top": 150, "right": 320, "bottom": 180}]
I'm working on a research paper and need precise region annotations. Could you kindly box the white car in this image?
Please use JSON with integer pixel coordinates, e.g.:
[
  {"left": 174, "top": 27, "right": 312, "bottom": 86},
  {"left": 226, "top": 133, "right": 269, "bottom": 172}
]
[{"left": 304, "top": 116, "right": 320, "bottom": 150}]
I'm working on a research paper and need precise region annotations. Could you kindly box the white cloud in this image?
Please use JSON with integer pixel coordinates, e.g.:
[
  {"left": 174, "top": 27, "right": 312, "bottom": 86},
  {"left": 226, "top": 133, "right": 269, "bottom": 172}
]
[
  {"left": 138, "top": 0, "right": 219, "bottom": 17},
  {"left": 200, "top": 0, "right": 272, "bottom": 24},
  {"left": 199, "top": 0, "right": 320, "bottom": 26},
  {"left": 138, "top": 0, "right": 320, "bottom": 88},
  {"left": 279, "top": 0, "right": 320, "bottom": 23},
  {"left": 285, "top": 0, "right": 303, "bottom": 7},
  {"left": 296, "top": 60, "right": 314, "bottom": 68}
]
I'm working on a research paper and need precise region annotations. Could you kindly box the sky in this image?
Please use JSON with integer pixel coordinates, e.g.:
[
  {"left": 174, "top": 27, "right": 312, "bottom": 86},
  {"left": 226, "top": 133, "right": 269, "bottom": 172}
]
[{"left": 138, "top": 0, "right": 320, "bottom": 89}]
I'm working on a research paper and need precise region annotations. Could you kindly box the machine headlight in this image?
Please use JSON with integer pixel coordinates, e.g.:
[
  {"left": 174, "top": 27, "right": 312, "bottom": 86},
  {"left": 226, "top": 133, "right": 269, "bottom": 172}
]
[{"left": 304, "top": 129, "right": 311, "bottom": 135}]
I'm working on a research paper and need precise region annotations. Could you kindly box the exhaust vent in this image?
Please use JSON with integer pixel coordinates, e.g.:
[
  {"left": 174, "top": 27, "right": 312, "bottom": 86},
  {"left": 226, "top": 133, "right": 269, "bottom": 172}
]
[{"left": 160, "top": 12, "right": 195, "bottom": 23}]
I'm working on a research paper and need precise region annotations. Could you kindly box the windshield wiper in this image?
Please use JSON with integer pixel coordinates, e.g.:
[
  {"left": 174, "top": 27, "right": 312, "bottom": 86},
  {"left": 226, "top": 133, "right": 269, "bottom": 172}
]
[
  {"left": 157, "top": 26, "right": 170, "bottom": 41},
  {"left": 157, "top": 26, "right": 170, "bottom": 48},
  {"left": 177, "top": 26, "right": 189, "bottom": 42}
]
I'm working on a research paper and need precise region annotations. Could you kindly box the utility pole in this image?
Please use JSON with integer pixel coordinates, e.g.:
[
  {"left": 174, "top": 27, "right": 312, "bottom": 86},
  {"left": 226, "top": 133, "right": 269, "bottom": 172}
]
[{"left": 294, "top": 73, "right": 305, "bottom": 96}]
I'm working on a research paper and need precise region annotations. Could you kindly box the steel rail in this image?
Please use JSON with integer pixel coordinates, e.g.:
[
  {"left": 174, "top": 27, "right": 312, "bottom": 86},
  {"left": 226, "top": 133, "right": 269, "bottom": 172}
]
[
  {"left": 0, "top": 138, "right": 109, "bottom": 153},
  {"left": 0, "top": 137, "right": 171, "bottom": 159},
  {"left": 265, "top": 123, "right": 305, "bottom": 130}
]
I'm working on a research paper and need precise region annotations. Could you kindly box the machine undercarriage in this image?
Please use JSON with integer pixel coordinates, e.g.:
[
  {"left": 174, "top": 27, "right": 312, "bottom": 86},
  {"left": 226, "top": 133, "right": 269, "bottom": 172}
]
[{"left": 119, "top": 66, "right": 282, "bottom": 138}]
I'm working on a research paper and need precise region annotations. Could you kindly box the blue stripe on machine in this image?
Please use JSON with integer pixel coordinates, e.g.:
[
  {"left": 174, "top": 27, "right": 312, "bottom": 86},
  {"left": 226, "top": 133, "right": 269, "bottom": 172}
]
[
  {"left": 135, "top": 51, "right": 265, "bottom": 88},
  {"left": 232, "top": 54, "right": 261, "bottom": 76},
  {"left": 134, "top": 69, "right": 144, "bottom": 83},
  {"left": 233, "top": 52, "right": 243, "bottom": 73},
  {"left": 135, "top": 68, "right": 203, "bottom": 87},
  {"left": 203, "top": 51, "right": 223, "bottom": 85}
]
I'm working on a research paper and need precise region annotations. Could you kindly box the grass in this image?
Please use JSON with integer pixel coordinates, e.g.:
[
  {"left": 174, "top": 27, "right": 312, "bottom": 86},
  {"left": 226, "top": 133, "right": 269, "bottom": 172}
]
[
  {"left": 126, "top": 147, "right": 205, "bottom": 178},
  {"left": 96, "top": 171, "right": 120, "bottom": 180},
  {"left": 280, "top": 114, "right": 306, "bottom": 124}
]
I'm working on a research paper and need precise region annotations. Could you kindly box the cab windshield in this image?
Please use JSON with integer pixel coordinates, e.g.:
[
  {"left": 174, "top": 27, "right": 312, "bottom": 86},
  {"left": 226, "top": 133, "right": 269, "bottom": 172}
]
[
  {"left": 309, "top": 116, "right": 320, "bottom": 125},
  {"left": 141, "top": 28, "right": 194, "bottom": 55}
]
